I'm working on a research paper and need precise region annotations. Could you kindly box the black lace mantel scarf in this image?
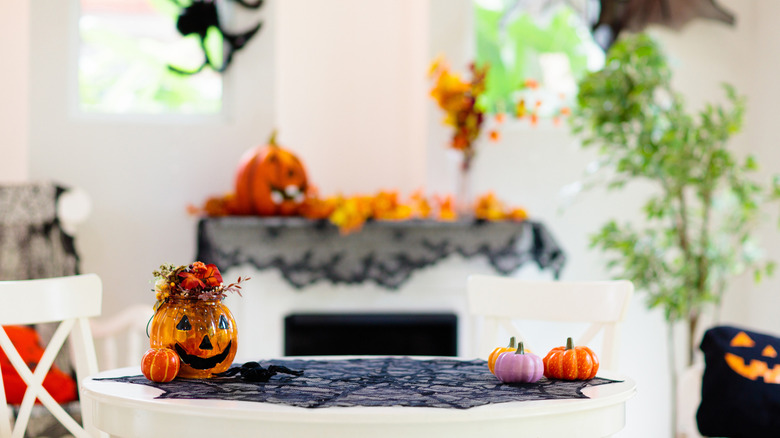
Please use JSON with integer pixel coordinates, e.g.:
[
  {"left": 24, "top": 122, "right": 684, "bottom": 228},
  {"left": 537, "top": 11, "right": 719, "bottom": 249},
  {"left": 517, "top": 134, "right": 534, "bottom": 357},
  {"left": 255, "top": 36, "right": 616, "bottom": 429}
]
[
  {"left": 101, "top": 357, "right": 618, "bottom": 409},
  {"left": 196, "top": 217, "right": 565, "bottom": 289},
  {"left": 0, "top": 182, "right": 80, "bottom": 280}
]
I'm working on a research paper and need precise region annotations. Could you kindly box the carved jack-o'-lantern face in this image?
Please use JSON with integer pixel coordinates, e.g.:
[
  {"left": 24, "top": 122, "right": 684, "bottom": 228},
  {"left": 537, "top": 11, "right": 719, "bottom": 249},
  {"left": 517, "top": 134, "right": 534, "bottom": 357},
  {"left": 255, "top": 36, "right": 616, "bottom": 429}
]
[
  {"left": 234, "top": 132, "right": 309, "bottom": 216},
  {"left": 149, "top": 298, "right": 238, "bottom": 378},
  {"left": 724, "top": 331, "right": 780, "bottom": 383}
]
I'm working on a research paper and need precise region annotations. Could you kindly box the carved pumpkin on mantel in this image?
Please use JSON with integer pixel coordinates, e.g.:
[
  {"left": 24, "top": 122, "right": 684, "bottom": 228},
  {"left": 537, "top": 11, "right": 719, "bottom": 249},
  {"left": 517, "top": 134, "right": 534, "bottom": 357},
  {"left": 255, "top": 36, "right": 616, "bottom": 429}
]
[
  {"left": 149, "top": 296, "right": 238, "bottom": 378},
  {"left": 234, "top": 131, "right": 309, "bottom": 216}
]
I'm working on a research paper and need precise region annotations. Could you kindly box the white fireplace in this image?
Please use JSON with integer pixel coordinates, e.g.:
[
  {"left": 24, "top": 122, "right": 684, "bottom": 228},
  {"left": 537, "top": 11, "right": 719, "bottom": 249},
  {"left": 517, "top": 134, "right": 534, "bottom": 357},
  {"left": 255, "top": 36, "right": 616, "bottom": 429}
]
[
  {"left": 223, "top": 257, "right": 554, "bottom": 359},
  {"left": 196, "top": 217, "right": 564, "bottom": 360}
]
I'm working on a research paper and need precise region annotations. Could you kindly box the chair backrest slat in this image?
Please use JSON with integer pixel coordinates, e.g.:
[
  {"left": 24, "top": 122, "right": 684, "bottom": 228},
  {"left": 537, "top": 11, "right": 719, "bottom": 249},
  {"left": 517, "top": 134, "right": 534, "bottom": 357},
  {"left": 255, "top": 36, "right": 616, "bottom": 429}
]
[
  {"left": 468, "top": 276, "right": 631, "bottom": 322},
  {"left": 0, "top": 275, "right": 102, "bottom": 325}
]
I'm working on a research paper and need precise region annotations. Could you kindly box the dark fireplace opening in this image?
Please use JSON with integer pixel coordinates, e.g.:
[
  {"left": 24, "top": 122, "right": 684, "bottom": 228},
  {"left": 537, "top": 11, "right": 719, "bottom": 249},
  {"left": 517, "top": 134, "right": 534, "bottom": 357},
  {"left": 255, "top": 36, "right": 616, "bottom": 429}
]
[{"left": 284, "top": 313, "right": 458, "bottom": 356}]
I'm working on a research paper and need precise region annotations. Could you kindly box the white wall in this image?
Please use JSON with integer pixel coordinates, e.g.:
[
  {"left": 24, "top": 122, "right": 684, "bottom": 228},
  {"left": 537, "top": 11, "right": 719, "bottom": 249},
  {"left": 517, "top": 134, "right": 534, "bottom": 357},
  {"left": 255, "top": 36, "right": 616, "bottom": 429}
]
[
  {"left": 0, "top": 0, "right": 29, "bottom": 182},
  {"left": 28, "top": 0, "right": 277, "bottom": 316},
  {"left": 741, "top": 0, "right": 780, "bottom": 334},
  {"left": 276, "top": 0, "right": 429, "bottom": 195}
]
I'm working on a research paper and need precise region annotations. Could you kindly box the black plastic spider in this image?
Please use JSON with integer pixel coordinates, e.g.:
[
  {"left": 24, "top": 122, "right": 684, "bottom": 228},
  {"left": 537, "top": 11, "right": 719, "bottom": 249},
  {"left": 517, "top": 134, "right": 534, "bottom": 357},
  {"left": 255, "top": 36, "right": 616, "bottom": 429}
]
[
  {"left": 214, "top": 362, "right": 303, "bottom": 382},
  {"left": 168, "top": 0, "right": 264, "bottom": 75}
]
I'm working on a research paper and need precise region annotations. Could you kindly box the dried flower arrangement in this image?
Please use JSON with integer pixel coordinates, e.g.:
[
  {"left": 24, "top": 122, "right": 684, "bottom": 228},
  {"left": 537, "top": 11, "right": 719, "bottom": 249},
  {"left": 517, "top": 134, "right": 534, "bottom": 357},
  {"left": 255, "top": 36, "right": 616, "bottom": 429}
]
[
  {"left": 427, "top": 57, "right": 570, "bottom": 168},
  {"left": 428, "top": 57, "right": 497, "bottom": 173},
  {"left": 190, "top": 189, "right": 528, "bottom": 235},
  {"left": 301, "top": 190, "right": 527, "bottom": 234},
  {"left": 152, "top": 261, "right": 249, "bottom": 306}
]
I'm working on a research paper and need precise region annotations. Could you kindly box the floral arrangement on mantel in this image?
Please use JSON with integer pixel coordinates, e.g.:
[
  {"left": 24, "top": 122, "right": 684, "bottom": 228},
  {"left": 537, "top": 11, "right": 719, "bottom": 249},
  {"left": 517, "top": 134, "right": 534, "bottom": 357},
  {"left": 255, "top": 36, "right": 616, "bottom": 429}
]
[
  {"left": 191, "top": 189, "right": 528, "bottom": 235},
  {"left": 304, "top": 189, "right": 528, "bottom": 234},
  {"left": 187, "top": 119, "right": 532, "bottom": 233},
  {"left": 428, "top": 57, "right": 496, "bottom": 173},
  {"left": 427, "top": 56, "right": 571, "bottom": 173},
  {"left": 152, "top": 261, "right": 249, "bottom": 307}
]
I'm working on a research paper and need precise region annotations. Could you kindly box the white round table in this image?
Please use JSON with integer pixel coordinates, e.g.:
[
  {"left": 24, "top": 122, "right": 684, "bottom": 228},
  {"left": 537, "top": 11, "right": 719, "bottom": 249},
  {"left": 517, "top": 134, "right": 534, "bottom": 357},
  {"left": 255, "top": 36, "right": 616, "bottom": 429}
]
[{"left": 82, "top": 362, "right": 636, "bottom": 438}]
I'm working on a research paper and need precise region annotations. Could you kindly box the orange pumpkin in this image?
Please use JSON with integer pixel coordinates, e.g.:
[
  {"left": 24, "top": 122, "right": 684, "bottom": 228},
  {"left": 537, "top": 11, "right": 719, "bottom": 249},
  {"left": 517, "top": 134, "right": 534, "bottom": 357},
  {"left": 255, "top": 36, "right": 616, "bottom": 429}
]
[
  {"left": 234, "top": 130, "right": 309, "bottom": 216},
  {"left": 0, "top": 325, "right": 77, "bottom": 404},
  {"left": 141, "top": 348, "right": 180, "bottom": 382},
  {"left": 149, "top": 296, "right": 238, "bottom": 379},
  {"left": 488, "top": 336, "right": 516, "bottom": 374},
  {"left": 543, "top": 337, "right": 599, "bottom": 380}
]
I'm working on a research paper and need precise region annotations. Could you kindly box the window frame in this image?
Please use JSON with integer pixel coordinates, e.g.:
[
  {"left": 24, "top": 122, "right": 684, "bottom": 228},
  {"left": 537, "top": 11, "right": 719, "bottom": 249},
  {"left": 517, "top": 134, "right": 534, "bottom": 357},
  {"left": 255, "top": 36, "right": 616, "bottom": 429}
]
[{"left": 69, "top": 0, "right": 229, "bottom": 123}]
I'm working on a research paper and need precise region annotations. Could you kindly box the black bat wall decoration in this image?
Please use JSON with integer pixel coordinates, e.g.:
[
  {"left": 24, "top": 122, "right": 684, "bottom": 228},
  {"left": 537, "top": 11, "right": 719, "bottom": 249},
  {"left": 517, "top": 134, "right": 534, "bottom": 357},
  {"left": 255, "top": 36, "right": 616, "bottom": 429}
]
[
  {"left": 168, "top": 0, "right": 264, "bottom": 75},
  {"left": 592, "top": 0, "right": 736, "bottom": 50}
]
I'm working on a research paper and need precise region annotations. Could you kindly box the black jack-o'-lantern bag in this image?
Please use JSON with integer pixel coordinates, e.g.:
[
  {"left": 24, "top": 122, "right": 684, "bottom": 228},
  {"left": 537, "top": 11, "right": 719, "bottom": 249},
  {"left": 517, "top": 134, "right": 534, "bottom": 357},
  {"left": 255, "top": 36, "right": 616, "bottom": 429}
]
[{"left": 697, "top": 325, "right": 780, "bottom": 437}]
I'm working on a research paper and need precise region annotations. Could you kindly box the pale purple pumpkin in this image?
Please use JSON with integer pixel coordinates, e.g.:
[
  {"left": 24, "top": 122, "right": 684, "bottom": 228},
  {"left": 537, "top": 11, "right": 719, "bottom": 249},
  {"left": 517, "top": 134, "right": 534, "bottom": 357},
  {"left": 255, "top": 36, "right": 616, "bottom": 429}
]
[{"left": 494, "top": 342, "right": 544, "bottom": 383}]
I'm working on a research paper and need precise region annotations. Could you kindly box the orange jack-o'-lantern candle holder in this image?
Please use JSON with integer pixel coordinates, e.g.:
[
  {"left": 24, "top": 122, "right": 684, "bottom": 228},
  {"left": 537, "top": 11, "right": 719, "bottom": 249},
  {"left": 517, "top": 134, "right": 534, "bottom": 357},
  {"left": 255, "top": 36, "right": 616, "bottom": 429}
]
[{"left": 149, "top": 296, "right": 238, "bottom": 379}]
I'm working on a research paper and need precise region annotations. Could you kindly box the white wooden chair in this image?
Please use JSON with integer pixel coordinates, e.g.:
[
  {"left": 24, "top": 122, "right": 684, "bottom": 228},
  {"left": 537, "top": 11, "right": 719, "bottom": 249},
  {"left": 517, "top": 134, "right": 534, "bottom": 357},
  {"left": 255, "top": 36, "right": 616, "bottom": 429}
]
[
  {"left": 0, "top": 274, "right": 103, "bottom": 438},
  {"left": 467, "top": 275, "right": 633, "bottom": 372},
  {"left": 90, "top": 304, "right": 154, "bottom": 370}
]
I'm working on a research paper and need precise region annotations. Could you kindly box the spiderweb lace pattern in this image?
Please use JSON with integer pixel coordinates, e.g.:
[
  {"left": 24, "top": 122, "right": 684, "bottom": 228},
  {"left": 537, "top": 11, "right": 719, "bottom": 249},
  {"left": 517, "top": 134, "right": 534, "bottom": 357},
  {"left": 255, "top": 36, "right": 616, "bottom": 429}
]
[
  {"left": 103, "top": 357, "right": 618, "bottom": 409},
  {"left": 196, "top": 218, "right": 565, "bottom": 289}
]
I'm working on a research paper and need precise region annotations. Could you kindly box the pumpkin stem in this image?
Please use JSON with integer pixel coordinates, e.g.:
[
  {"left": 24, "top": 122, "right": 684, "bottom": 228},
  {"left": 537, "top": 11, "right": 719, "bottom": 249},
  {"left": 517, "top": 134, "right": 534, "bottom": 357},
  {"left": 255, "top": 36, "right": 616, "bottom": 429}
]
[
  {"left": 516, "top": 342, "right": 525, "bottom": 355},
  {"left": 268, "top": 129, "right": 279, "bottom": 147},
  {"left": 508, "top": 336, "right": 516, "bottom": 348},
  {"left": 566, "top": 337, "right": 574, "bottom": 350}
]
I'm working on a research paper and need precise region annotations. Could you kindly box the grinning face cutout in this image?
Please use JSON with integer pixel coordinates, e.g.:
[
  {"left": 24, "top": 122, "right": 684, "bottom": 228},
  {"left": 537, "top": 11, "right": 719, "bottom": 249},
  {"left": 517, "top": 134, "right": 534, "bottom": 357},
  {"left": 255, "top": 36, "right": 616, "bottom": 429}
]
[
  {"left": 149, "top": 299, "right": 238, "bottom": 378},
  {"left": 173, "top": 314, "right": 234, "bottom": 371},
  {"left": 234, "top": 137, "right": 310, "bottom": 217},
  {"left": 723, "top": 331, "right": 780, "bottom": 383}
]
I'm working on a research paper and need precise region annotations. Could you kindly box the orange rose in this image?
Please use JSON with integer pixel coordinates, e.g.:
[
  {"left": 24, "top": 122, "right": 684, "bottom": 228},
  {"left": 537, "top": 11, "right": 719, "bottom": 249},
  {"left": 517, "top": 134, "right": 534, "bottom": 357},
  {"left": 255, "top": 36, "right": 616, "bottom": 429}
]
[
  {"left": 178, "top": 272, "right": 205, "bottom": 290},
  {"left": 198, "top": 264, "right": 223, "bottom": 288},
  {"left": 179, "top": 263, "right": 223, "bottom": 290}
]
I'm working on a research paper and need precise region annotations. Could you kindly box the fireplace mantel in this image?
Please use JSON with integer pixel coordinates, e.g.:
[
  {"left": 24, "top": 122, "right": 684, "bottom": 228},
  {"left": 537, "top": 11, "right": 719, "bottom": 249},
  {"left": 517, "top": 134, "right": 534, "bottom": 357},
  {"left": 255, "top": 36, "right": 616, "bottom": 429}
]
[{"left": 196, "top": 217, "right": 565, "bottom": 289}]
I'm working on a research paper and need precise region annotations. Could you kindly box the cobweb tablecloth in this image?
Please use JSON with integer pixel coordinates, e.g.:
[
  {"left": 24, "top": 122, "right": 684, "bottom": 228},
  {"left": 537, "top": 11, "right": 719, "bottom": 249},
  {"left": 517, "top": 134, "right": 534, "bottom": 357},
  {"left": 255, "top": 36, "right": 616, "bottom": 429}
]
[{"left": 101, "top": 357, "right": 618, "bottom": 409}]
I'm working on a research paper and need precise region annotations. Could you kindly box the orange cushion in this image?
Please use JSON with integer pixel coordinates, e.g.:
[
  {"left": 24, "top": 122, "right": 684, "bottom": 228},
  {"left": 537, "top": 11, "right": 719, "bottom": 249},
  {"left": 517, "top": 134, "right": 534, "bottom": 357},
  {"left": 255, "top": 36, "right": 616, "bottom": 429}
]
[{"left": 0, "top": 325, "right": 78, "bottom": 404}]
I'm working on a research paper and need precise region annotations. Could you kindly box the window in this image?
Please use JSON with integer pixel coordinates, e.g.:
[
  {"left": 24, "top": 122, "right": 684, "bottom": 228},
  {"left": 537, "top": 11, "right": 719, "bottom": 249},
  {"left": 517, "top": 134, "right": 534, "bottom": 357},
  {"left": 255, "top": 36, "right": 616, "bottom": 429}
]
[
  {"left": 78, "top": 0, "right": 222, "bottom": 114},
  {"left": 474, "top": 0, "right": 604, "bottom": 118}
]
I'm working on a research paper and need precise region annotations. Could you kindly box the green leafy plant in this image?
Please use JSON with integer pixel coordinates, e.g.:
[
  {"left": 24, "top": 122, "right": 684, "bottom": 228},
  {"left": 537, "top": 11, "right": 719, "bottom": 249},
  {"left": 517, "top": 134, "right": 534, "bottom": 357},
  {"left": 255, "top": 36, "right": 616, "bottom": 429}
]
[{"left": 569, "top": 33, "right": 780, "bottom": 370}]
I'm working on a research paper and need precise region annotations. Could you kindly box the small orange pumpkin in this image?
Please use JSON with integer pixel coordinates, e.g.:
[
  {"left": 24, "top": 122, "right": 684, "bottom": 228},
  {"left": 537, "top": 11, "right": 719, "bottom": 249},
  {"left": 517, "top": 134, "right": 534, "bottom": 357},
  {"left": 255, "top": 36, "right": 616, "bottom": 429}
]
[
  {"left": 141, "top": 348, "right": 180, "bottom": 383},
  {"left": 543, "top": 337, "right": 599, "bottom": 380},
  {"left": 234, "top": 130, "right": 309, "bottom": 216},
  {"left": 488, "top": 336, "right": 516, "bottom": 374}
]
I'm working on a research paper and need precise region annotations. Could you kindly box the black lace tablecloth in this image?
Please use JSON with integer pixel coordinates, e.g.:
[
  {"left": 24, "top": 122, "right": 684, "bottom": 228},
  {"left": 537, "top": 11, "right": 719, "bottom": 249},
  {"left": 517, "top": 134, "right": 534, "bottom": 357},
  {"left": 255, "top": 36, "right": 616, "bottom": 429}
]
[
  {"left": 0, "top": 182, "right": 80, "bottom": 280},
  {"left": 196, "top": 217, "right": 565, "bottom": 289},
  {"left": 101, "top": 357, "right": 616, "bottom": 409}
]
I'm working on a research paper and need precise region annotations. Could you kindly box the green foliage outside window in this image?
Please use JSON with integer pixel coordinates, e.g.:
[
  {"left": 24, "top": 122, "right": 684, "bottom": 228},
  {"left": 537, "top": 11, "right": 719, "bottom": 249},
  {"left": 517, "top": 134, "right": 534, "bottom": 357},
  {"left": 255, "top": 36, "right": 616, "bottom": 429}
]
[
  {"left": 79, "top": 0, "right": 222, "bottom": 114},
  {"left": 474, "top": 1, "right": 600, "bottom": 116}
]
